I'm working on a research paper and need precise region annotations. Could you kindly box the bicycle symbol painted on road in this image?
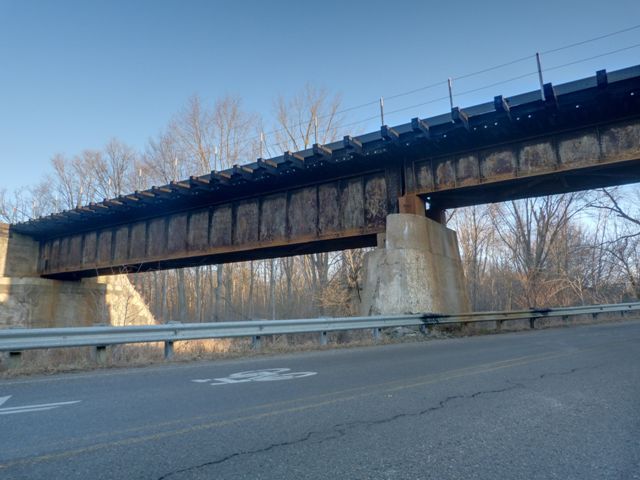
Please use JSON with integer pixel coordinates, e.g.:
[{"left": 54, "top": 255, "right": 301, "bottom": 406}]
[{"left": 192, "top": 368, "right": 317, "bottom": 386}]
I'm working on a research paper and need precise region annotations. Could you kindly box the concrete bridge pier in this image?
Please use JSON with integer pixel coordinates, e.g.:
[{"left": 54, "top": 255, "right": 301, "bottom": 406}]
[{"left": 360, "top": 213, "right": 470, "bottom": 316}]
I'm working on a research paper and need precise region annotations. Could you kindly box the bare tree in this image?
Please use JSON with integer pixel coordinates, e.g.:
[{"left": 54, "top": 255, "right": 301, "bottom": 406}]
[
  {"left": 0, "top": 187, "right": 31, "bottom": 223},
  {"left": 450, "top": 205, "right": 494, "bottom": 310},
  {"left": 489, "top": 194, "right": 584, "bottom": 308},
  {"left": 91, "top": 139, "right": 137, "bottom": 198},
  {"left": 273, "top": 84, "right": 342, "bottom": 151},
  {"left": 211, "top": 95, "right": 258, "bottom": 170},
  {"left": 588, "top": 187, "right": 640, "bottom": 299},
  {"left": 50, "top": 153, "right": 94, "bottom": 209},
  {"left": 272, "top": 84, "right": 344, "bottom": 316}
]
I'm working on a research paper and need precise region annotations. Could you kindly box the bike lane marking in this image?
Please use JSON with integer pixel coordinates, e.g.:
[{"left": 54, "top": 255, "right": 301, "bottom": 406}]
[{"left": 192, "top": 368, "right": 317, "bottom": 386}]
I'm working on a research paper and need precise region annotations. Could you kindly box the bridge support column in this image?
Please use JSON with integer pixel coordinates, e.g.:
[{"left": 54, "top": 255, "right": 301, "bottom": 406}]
[
  {"left": 0, "top": 224, "right": 155, "bottom": 330},
  {"left": 360, "top": 214, "right": 470, "bottom": 316}
]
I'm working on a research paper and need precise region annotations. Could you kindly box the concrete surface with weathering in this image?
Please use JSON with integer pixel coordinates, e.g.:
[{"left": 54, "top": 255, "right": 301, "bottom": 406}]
[
  {"left": 0, "top": 224, "right": 155, "bottom": 328},
  {"left": 360, "top": 214, "right": 470, "bottom": 315}
]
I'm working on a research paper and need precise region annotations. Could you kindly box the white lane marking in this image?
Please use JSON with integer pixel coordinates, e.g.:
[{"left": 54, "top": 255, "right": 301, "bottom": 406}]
[
  {"left": 0, "top": 407, "right": 59, "bottom": 415},
  {"left": 0, "top": 396, "right": 81, "bottom": 416},
  {"left": 192, "top": 368, "right": 317, "bottom": 386}
]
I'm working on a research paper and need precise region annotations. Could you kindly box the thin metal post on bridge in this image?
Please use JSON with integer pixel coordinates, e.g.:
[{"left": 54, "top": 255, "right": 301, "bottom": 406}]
[
  {"left": 314, "top": 115, "right": 318, "bottom": 144},
  {"left": 259, "top": 132, "right": 264, "bottom": 158},
  {"left": 536, "top": 52, "right": 546, "bottom": 101}
]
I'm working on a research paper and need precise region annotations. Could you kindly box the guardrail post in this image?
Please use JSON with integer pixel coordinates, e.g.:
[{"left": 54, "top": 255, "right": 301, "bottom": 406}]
[
  {"left": 92, "top": 345, "right": 108, "bottom": 364},
  {"left": 529, "top": 317, "right": 536, "bottom": 329},
  {"left": 164, "top": 321, "right": 181, "bottom": 360},
  {"left": 164, "top": 341, "right": 174, "bottom": 360},
  {"left": 319, "top": 331, "right": 328, "bottom": 346},
  {"left": 252, "top": 335, "right": 262, "bottom": 350},
  {"left": 4, "top": 326, "right": 25, "bottom": 369},
  {"left": 6, "top": 351, "right": 23, "bottom": 369},
  {"left": 92, "top": 322, "right": 109, "bottom": 365},
  {"left": 372, "top": 328, "right": 382, "bottom": 342},
  {"left": 496, "top": 320, "right": 503, "bottom": 331}
]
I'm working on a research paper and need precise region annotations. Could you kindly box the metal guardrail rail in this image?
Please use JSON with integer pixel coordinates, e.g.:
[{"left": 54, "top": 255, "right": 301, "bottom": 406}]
[{"left": 1, "top": 302, "right": 639, "bottom": 363}]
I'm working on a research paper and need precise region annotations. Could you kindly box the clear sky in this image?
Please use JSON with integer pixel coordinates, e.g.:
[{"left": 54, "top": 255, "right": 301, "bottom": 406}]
[{"left": 1, "top": 0, "right": 639, "bottom": 192}]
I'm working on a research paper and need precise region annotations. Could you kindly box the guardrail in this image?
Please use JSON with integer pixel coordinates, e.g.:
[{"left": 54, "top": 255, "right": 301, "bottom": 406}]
[{"left": 1, "top": 301, "right": 639, "bottom": 367}]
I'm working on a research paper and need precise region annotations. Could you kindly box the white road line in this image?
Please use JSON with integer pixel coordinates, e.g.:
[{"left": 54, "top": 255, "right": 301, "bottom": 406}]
[
  {"left": 0, "top": 407, "right": 58, "bottom": 415},
  {"left": 0, "top": 397, "right": 81, "bottom": 416}
]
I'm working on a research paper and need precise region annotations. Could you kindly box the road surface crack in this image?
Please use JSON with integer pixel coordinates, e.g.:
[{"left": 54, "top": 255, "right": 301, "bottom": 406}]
[
  {"left": 156, "top": 429, "right": 337, "bottom": 480},
  {"left": 507, "top": 363, "right": 605, "bottom": 385},
  {"left": 156, "top": 384, "right": 521, "bottom": 479},
  {"left": 537, "top": 364, "right": 603, "bottom": 379},
  {"left": 324, "top": 383, "right": 523, "bottom": 442}
]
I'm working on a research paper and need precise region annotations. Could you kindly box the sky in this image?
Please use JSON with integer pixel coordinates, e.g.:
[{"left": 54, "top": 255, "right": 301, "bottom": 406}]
[{"left": 1, "top": 0, "right": 639, "bottom": 192}]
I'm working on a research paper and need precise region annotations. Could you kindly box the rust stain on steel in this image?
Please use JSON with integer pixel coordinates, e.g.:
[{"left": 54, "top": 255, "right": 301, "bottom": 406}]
[
  {"left": 187, "top": 210, "right": 209, "bottom": 251},
  {"left": 49, "top": 239, "right": 60, "bottom": 271},
  {"left": 259, "top": 193, "right": 287, "bottom": 243},
  {"left": 481, "top": 148, "right": 516, "bottom": 180},
  {"left": 288, "top": 186, "right": 317, "bottom": 238},
  {"left": 233, "top": 200, "right": 259, "bottom": 246},
  {"left": 58, "top": 237, "right": 69, "bottom": 269},
  {"left": 435, "top": 159, "right": 456, "bottom": 188},
  {"left": 39, "top": 241, "right": 50, "bottom": 272},
  {"left": 600, "top": 121, "right": 640, "bottom": 160},
  {"left": 45, "top": 227, "right": 383, "bottom": 276},
  {"left": 97, "top": 230, "right": 112, "bottom": 264},
  {"left": 168, "top": 213, "right": 188, "bottom": 253},
  {"left": 414, "top": 161, "right": 435, "bottom": 191},
  {"left": 409, "top": 119, "right": 640, "bottom": 197},
  {"left": 40, "top": 173, "right": 389, "bottom": 277},
  {"left": 558, "top": 133, "right": 600, "bottom": 166},
  {"left": 82, "top": 232, "right": 97, "bottom": 266},
  {"left": 130, "top": 222, "right": 147, "bottom": 258},
  {"left": 68, "top": 235, "right": 82, "bottom": 267},
  {"left": 114, "top": 226, "right": 130, "bottom": 262},
  {"left": 455, "top": 154, "right": 479, "bottom": 186},
  {"left": 341, "top": 178, "right": 364, "bottom": 230},
  {"left": 364, "top": 174, "right": 387, "bottom": 227},
  {"left": 519, "top": 141, "right": 557, "bottom": 175},
  {"left": 318, "top": 182, "right": 340, "bottom": 235},
  {"left": 210, "top": 205, "right": 232, "bottom": 247},
  {"left": 147, "top": 218, "right": 166, "bottom": 257},
  {"left": 384, "top": 167, "right": 402, "bottom": 215}
]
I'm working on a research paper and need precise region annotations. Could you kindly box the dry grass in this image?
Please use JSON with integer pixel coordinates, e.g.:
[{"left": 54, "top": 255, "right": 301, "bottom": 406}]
[
  {"left": 1, "top": 312, "right": 637, "bottom": 378},
  {"left": 0, "top": 330, "right": 386, "bottom": 378}
]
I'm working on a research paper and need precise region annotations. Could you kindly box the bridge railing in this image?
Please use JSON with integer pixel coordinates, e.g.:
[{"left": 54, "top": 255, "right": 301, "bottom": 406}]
[{"left": 1, "top": 301, "right": 639, "bottom": 366}]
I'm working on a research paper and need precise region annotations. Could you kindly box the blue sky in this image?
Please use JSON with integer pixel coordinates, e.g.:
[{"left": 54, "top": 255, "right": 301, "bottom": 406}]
[{"left": 1, "top": 0, "right": 639, "bottom": 191}]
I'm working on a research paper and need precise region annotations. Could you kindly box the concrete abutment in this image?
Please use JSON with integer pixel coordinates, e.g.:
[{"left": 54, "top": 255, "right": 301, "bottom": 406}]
[
  {"left": 360, "top": 214, "right": 470, "bottom": 316},
  {"left": 0, "top": 224, "right": 154, "bottom": 330}
]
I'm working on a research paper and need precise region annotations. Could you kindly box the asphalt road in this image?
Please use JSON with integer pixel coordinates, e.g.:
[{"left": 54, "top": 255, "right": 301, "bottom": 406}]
[{"left": 1, "top": 320, "right": 639, "bottom": 479}]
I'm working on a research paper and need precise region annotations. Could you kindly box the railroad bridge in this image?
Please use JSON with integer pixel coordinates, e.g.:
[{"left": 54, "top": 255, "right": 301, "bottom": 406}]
[{"left": 2, "top": 65, "right": 640, "bottom": 326}]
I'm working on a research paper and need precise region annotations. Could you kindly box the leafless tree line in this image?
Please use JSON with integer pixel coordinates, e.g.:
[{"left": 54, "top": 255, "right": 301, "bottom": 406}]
[
  {"left": 450, "top": 188, "right": 640, "bottom": 310},
  {"left": 1, "top": 84, "right": 638, "bottom": 322}
]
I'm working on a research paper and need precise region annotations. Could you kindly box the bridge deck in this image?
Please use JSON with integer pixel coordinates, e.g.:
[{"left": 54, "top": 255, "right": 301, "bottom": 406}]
[{"left": 9, "top": 65, "right": 640, "bottom": 279}]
